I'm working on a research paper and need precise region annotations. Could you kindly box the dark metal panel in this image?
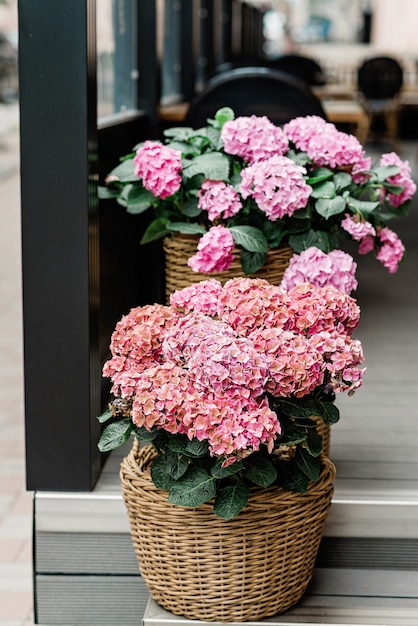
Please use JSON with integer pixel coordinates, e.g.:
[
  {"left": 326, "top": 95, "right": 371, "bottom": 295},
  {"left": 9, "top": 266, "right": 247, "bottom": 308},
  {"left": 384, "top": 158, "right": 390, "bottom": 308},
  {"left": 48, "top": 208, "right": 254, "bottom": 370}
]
[{"left": 19, "top": 0, "right": 101, "bottom": 490}]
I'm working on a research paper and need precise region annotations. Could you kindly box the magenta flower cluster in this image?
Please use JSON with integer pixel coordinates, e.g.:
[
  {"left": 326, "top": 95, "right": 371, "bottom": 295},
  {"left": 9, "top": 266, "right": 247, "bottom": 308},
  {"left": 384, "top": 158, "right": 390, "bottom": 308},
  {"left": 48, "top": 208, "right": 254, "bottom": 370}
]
[
  {"left": 281, "top": 246, "right": 358, "bottom": 294},
  {"left": 133, "top": 140, "right": 182, "bottom": 199},
  {"left": 103, "top": 278, "right": 364, "bottom": 465}
]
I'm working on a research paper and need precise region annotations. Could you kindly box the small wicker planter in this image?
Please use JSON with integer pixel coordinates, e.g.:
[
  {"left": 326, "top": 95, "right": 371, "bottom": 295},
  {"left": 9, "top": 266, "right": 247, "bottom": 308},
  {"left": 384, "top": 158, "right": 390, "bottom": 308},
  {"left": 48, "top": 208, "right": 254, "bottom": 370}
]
[
  {"left": 163, "top": 235, "right": 294, "bottom": 302},
  {"left": 120, "top": 442, "right": 335, "bottom": 622}
]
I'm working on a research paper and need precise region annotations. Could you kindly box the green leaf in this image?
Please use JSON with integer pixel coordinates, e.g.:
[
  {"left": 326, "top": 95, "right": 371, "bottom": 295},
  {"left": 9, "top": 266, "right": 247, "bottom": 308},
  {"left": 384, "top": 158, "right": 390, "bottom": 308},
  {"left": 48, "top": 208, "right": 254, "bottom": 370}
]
[
  {"left": 381, "top": 182, "right": 404, "bottom": 194},
  {"left": 170, "top": 454, "right": 189, "bottom": 481},
  {"left": 228, "top": 225, "right": 268, "bottom": 253},
  {"left": 215, "top": 107, "right": 235, "bottom": 126},
  {"left": 275, "top": 459, "right": 310, "bottom": 492},
  {"left": 213, "top": 483, "right": 250, "bottom": 520},
  {"left": 133, "top": 426, "right": 158, "bottom": 441},
  {"left": 305, "top": 427, "right": 323, "bottom": 457},
  {"left": 108, "top": 159, "right": 138, "bottom": 182},
  {"left": 315, "top": 401, "right": 340, "bottom": 425},
  {"left": 97, "top": 419, "right": 132, "bottom": 452},
  {"left": 126, "top": 186, "right": 155, "bottom": 214},
  {"left": 182, "top": 152, "right": 230, "bottom": 180},
  {"left": 240, "top": 249, "right": 268, "bottom": 275},
  {"left": 166, "top": 222, "right": 206, "bottom": 235},
  {"left": 315, "top": 195, "right": 346, "bottom": 219},
  {"left": 151, "top": 453, "right": 174, "bottom": 491},
  {"left": 306, "top": 168, "right": 333, "bottom": 185},
  {"left": 140, "top": 218, "right": 170, "bottom": 244},
  {"left": 245, "top": 455, "right": 277, "bottom": 488},
  {"left": 310, "top": 180, "right": 336, "bottom": 199},
  {"left": 168, "top": 466, "right": 216, "bottom": 508},
  {"left": 97, "top": 408, "right": 113, "bottom": 424},
  {"left": 211, "top": 459, "right": 244, "bottom": 479},
  {"left": 289, "top": 229, "right": 335, "bottom": 253},
  {"left": 185, "top": 439, "right": 210, "bottom": 458},
  {"left": 278, "top": 398, "right": 317, "bottom": 418},
  {"left": 372, "top": 165, "right": 400, "bottom": 182},
  {"left": 347, "top": 197, "right": 380, "bottom": 215},
  {"left": 286, "top": 148, "right": 310, "bottom": 166},
  {"left": 164, "top": 126, "right": 194, "bottom": 141},
  {"left": 295, "top": 448, "right": 321, "bottom": 482},
  {"left": 182, "top": 197, "right": 202, "bottom": 217},
  {"left": 333, "top": 172, "right": 352, "bottom": 191},
  {"left": 98, "top": 185, "right": 121, "bottom": 199}
]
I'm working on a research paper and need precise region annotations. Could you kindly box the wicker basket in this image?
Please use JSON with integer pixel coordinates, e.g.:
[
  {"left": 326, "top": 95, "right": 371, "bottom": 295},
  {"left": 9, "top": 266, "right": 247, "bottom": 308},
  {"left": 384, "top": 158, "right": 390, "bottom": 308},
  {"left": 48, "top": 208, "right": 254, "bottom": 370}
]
[
  {"left": 163, "top": 234, "right": 294, "bottom": 302},
  {"left": 120, "top": 442, "right": 335, "bottom": 622}
]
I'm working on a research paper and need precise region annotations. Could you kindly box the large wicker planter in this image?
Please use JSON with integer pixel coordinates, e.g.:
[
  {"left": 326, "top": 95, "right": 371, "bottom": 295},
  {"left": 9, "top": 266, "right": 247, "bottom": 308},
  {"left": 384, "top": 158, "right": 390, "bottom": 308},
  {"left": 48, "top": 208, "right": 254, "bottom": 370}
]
[
  {"left": 163, "top": 235, "right": 294, "bottom": 302},
  {"left": 120, "top": 442, "right": 336, "bottom": 622}
]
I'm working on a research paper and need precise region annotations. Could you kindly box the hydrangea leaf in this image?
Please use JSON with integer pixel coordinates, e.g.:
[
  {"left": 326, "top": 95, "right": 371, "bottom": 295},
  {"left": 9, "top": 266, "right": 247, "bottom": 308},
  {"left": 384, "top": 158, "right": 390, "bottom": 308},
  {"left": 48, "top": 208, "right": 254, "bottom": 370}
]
[
  {"left": 168, "top": 466, "right": 216, "bottom": 507},
  {"left": 182, "top": 152, "right": 230, "bottom": 180},
  {"left": 151, "top": 453, "right": 174, "bottom": 491},
  {"left": 96, "top": 408, "right": 113, "bottom": 424},
  {"left": 211, "top": 459, "right": 244, "bottom": 479},
  {"left": 182, "top": 197, "right": 201, "bottom": 217},
  {"left": 108, "top": 158, "right": 138, "bottom": 182},
  {"left": 140, "top": 218, "right": 170, "bottom": 244},
  {"left": 97, "top": 419, "right": 133, "bottom": 452},
  {"left": 333, "top": 172, "right": 352, "bottom": 192},
  {"left": 310, "top": 180, "right": 336, "bottom": 199},
  {"left": 315, "top": 401, "right": 340, "bottom": 425},
  {"left": 305, "top": 427, "right": 323, "bottom": 457},
  {"left": 244, "top": 455, "right": 277, "bottom": 488},
  {"left": 126, "top": 186, "right": 155, "bottom": 214},
  {"left": 228, "top": 225, "right": 268, "bottom": 253},
  {"left": 347, "top": 197, "right": 380, "bottom": 215},
  {"left": 315, "top": 195, "right": 347, "bottom": 218},
  {"left": 166, "top": 222, "right": 206, "bottom": 235},
  {"left": 373, "top": 165, "right": 400, "bottom": 182},
  {"left": 240, "top": 250, "right": 268, "bottom": 275},
  {"left": 213, "top": 483, "right": 250, "bottom": 520},
  {"left": 295, "top": 447, "right": 321, "bottom": 482}
]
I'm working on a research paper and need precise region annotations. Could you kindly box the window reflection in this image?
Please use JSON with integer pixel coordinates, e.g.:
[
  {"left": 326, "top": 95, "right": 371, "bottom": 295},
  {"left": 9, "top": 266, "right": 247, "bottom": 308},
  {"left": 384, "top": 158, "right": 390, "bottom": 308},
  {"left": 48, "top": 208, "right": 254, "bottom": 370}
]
[{"left": 97, "top": 0, "right": 138, "bottom": 119}]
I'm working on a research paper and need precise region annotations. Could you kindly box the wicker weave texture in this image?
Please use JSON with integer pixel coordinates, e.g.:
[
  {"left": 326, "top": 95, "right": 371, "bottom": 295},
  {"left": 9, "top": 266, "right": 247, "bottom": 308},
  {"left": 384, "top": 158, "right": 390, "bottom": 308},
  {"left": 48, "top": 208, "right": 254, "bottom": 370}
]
[
  {"left": 120, "top": 443, "right": 335, "bottom": 622},
  {"left": 163, "top": 235, "right": 294, "bottom": 302}
]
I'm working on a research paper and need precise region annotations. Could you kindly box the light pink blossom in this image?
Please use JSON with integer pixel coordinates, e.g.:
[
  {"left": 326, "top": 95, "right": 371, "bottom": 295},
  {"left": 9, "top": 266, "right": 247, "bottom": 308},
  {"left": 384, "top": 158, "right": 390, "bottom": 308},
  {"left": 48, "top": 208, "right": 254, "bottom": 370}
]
[
  {"left": 198, "top": 180, "right": 242, "bottom": 220},
  {"left": 188, "top": 225, "right": 235, "bottom": 273},
  {"left": 169, "top": 279, "right": 223, "bottom": 316},
  {"left": 281, "top": 247, "right": 358, "bottom": 294},
  {"left": 341, "top": 214, "right": 376, "bottom": 241},
  {"left": 376, "top": 227, "right": 405, "bottom": 273},
  {"left": 221, "top": 115, "right": 289, "bottom": 163},
  {"left": 133, "top": 140, "right": 182, "bottom": 199},
  {"left": 239, "top": 155, "right": 312, "bottom": 220}
]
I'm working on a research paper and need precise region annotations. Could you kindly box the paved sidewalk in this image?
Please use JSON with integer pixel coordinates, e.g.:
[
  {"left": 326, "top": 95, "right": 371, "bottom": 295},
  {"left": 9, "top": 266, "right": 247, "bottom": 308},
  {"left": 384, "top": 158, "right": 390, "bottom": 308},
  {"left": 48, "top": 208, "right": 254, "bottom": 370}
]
[{"left": 0, "top": 102, "right": 34, "bottom": 626}]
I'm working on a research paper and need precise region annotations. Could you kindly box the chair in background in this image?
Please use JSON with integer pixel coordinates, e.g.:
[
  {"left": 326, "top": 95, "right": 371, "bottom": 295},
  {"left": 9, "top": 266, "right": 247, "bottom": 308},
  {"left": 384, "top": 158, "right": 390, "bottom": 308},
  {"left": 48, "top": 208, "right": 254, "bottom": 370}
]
[
  {"left": 263, "top": 54, "right": 327, "bottom": 87},
  {"left": 184, "top": 66, "right": 327, "bottom": 128},
  {"left": 357, "top": 55, "right": 404, "bottom": 144}
]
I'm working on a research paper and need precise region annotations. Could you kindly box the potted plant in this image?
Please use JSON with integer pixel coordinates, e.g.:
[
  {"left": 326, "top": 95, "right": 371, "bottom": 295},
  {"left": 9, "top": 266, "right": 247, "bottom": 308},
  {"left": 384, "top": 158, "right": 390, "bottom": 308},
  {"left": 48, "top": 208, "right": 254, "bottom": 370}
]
[
  {"left": 100, "top": 107, "right": 415, "bottom": 297},
  {"left": 97, "top": 276, "right": 365, "bottom": 621}
]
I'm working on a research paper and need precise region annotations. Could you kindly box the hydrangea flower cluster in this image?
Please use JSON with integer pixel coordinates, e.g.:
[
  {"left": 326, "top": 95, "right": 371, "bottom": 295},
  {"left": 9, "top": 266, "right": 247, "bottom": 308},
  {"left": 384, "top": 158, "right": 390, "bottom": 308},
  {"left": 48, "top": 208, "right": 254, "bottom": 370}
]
[
  {"left": 102, "top": 107, "right": 416, "bottom": 284},
  {"left": 102, "top": 277, "right": 364, "bottom": 466},
  {"left": 281, "top": 246, "right": 358, "bottom": 294}
]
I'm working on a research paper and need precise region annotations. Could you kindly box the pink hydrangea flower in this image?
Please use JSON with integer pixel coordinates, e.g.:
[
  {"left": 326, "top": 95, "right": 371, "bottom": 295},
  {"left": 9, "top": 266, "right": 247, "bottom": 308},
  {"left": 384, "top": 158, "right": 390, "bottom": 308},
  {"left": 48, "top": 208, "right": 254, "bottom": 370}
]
[
  {"left": 198, "top": 180, "right": 242, "bottom": 220},
  {"left": 217, "top": 277, "right": 292, "bottom": 335},
  {"left": 239, "top": 155, "right": 312, "bottom": 220},
  {"left": 310, "top": 332, "right": 365, "bottom": 395},
  {"left": 281, "top": 247, "right": 358, "bottom": 294},
  {"left": 169, "top": 279, "right": 223, "bottom": 316},
  {"left": 133, "top": 140, "right": 182, "bottom": 199},
  {"left": 188, "top": 225, "right": 235, "bottom": 273},
  {"left": 358, "top": 235, "right": 375, "bottom": 255},
  {"left": 341, "top": 214, "right": 376, "bottom": 241},
  {"left": 283, "top": 115, "right": 328, "bottom": 152},
  {"left": 221, "top": 115, "right": 289, "bottom": 163},
  {"left": 286, "top": 283, "right": 361, "bottom": 336},
  {"left": 103, "top": 303, "right": 176, "bottom": 398},
  {"left": 379, "top": 152, "right": 417, "bottom": 207},
  {"left": 284, "top": 116, "right": 369, "bottom": 172},
  {"left": 376, "top": 227, "right": 405, "bottom": 273}
]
